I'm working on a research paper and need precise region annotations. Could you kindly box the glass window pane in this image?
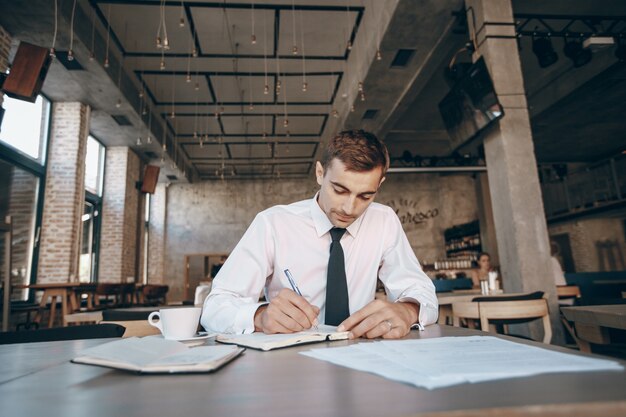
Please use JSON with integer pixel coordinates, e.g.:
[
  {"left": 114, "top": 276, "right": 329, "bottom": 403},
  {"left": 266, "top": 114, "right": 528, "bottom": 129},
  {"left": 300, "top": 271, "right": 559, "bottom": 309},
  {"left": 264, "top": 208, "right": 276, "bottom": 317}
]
[
  {"left": 85, "top": 136, "right": 105, "bottom": 195},
  {"left": 0, "top": 95, "right": 49, "bottom": 163},
  {"left": 79, "top": 202, "right": 95, "bottom": 283},
  {"left": 0, "top": 159, "right": 40, "bottom": 301}
]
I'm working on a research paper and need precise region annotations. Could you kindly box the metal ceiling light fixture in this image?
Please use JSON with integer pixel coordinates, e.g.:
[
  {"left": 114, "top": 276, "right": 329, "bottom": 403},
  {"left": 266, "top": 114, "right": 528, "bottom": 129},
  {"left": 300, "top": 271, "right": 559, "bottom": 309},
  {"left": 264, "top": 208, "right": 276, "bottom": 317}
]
[
  {"left": 291, "top": 0, "right": 298, "bottom": 55},
  {"left": 89, "top": 5, "right": 95, "bottom": 61},
  {"left": 563, "top": 35, "right": 592, "bottom": 68},
  {"left": 104, "top": 4, "right": 111, "bottom": 67},
  {"left": 263, "top": 12, "right": 269, "bottom": 95},
  {"left": 50, "top": 0, "right": 58, "bottom": 57},
  {"left": 67, "top": 0, "right": 77, "bottom": 61},
  {"left": 532, "top": 33, "right": 558, "bottom": 68},
  {"left": 345, "top": 5, "right": 352, "bottom": 51},
  {"left": 179, "top": 1, "right": 185, "bottom": 28},
  {"left": 299, "top": 8, "right": 307, "bottom": 92},
  {"left": 250, "top": 0, "right": 256, "bottom": 44}
]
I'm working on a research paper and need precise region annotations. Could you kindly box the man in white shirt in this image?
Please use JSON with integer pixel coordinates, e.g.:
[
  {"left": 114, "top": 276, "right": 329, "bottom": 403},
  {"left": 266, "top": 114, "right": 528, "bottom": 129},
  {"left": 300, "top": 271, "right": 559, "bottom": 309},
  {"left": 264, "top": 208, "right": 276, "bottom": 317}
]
[{"left": 201, "top": 130, "right": 438, "bottom": 339}]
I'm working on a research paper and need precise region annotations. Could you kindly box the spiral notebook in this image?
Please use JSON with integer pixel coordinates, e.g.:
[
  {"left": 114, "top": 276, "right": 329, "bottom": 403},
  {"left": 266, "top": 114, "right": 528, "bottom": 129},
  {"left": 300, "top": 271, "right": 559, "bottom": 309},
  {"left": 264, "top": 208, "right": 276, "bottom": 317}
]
[{"left": 216, "top": 325, "right": 350, "bottom": 351}]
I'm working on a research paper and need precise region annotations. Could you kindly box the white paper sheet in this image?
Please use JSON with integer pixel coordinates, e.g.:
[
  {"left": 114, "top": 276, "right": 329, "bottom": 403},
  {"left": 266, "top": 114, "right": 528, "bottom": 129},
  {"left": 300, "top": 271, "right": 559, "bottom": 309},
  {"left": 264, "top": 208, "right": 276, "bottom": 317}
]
[{"left": 300, "top": 336, "right": 624, "bottom": 389}]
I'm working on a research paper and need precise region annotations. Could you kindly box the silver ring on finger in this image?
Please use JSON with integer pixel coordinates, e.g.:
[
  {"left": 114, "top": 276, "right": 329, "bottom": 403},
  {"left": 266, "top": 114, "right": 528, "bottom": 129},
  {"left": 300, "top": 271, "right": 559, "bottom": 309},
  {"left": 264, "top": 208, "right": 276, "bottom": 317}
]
[{"left": 383, "top": 320, "right": 393, "bottom": 332}]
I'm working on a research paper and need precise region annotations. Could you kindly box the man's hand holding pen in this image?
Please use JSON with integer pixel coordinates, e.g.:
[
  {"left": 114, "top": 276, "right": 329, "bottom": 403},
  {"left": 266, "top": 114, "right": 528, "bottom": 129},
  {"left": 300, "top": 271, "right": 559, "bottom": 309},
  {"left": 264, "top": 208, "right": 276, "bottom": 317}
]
[{"left": 254, "top": 288, "right": 320, "bottom": 334}]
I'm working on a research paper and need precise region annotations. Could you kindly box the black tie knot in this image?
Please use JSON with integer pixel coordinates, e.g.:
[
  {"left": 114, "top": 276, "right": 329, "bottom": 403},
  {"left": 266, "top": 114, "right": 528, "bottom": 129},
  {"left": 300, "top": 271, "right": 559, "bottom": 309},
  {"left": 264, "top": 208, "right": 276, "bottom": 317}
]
[{"left": 330, "top": 228, "right": 346, "bottom": 242}]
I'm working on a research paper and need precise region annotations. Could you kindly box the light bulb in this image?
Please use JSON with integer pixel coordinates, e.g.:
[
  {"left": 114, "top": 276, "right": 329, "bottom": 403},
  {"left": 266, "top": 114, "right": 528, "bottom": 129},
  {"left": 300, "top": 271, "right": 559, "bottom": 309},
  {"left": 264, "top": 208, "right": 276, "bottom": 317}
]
[
  {"left": 147, "top": 136, "right": 152, "bottom": 144},
  {"left": 283, "top": 119, "right": 289, "bottom": 127},
  {"left": 163, "top": 37, "right": 170, "bottom": 50},
  {"left": 159, "top": 60, "right": 166, "bottom": 70},
  {"left": 264, "top": 84, "right": 269, "bottom": 95},
  {"left": 116, "top": 98, "right": 122, "bottom": 108},
  {"left": 104, "top": 57, "right": 110, "bottom": 68},
  {"left": 332, "top": 109, "right": 339, "bottom": 118},
  {"left": 358, "top": 82, "right": 364, "bottom": 92},
  {"left": 192, "top": 48, "right": 198, "bottom": 58},
  {"left": 179, "top": 18, "right": 185, "bottom": 28},
  {"left": 347, "top": 41, "right": 352, "bottom": 50},
  {"left": 156, "top": 36, "right": 162, "bottom": 49},
  {"left": 292, "top": 45, "right": 298, "bottom": 55},
  {"left": 249, "top": 103, "right": 254, "bottom": 110},
  {"left": 67, "top": 50, "right": 74, "bottom": 61},
  {"left": 170, "top": 111, "right": 175, "bottom": 118},
  {"left": 376, "top": 49, "right": 382, "bottom": 61},
  {"left": 302, "top": 82, "right": 307, "bottom": 92},
  {"left": 350, "top": 104, "right": 355, "bottom": 112},
  {"left": 186, "top": 74, "right": 191, "bottom": 82},
  {"left": 136, "top": 137, "right": 142, "bottom": 146},
  {"left": 194, "top": 82, "right": 199, "bottom": 91},
  {"left": 49, "top": 47, "right": 56, "bottom": 58},
  {"left": 193, "top": 131, "right": 198, "bottom": 139},
  {"left": 251, "top": 34, "right": 257, "bottom": 44},
  {"left": 139, "top": 91, "right": 144, "bottom": 98},
  {"left": 89, "top": 52, "right": 95, "bottom": 62}
]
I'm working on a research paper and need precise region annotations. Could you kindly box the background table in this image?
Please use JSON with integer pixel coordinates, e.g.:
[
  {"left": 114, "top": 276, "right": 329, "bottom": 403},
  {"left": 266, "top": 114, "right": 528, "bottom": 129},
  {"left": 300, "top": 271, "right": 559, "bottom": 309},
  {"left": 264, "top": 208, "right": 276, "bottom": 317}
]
[
  {"left": 1, "top": 325, "right": 625, "bottom": 417},
  {"left": 562, "top": 305, "right": 626, "bottom": 353}
]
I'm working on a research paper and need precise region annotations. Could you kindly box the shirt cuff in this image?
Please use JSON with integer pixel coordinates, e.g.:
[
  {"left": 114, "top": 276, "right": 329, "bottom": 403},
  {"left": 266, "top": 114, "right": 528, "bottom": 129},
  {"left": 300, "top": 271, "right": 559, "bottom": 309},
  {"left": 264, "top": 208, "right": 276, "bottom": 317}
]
[
  {"left": 234, "top": 301, "right": 268, "bottom": 334},
  {"left": 396, "top": 296, "right": 438, "bottom": 328}
]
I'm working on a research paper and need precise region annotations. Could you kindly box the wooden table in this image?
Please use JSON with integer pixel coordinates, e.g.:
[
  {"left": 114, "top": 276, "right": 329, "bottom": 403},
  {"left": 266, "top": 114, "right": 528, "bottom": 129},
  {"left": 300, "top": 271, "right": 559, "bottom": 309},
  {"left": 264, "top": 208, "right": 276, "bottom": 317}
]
[
  {"left": 561, "top": 305, "right": 626, "bottom": 353},
  {"left": 15, "top": 283, "right": 98, "bottom": 328},
  {"left": 1, "top": 325, "right": 625, "bottom": 417}
]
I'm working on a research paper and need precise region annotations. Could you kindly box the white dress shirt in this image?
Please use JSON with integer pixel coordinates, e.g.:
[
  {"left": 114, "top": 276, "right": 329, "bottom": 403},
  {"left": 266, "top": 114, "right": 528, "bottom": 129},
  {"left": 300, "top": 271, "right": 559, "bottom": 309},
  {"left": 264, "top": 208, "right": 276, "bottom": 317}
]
[{"left": 201, "top": 194, "right": 438, "bottom": 334}]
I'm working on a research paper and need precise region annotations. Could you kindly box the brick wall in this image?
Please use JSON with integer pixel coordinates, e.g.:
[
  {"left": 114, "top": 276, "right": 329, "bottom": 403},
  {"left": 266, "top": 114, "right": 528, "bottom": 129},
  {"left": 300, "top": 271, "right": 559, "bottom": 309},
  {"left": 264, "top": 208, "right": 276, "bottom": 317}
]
[
  {"left": 37, "top": 102, "right": 90, "bottom": 283},
  {"left": 549, "top": 218, "right": 626, "bottom": 272},
  {"left": 147, "top": 183, "right": 167, "bottom": 284},
  {"left": 99, "top": 147, "right": 143, "bottom": 282},
  {"left": 0, "top": 24, "right": 10, "bottom": 106}
]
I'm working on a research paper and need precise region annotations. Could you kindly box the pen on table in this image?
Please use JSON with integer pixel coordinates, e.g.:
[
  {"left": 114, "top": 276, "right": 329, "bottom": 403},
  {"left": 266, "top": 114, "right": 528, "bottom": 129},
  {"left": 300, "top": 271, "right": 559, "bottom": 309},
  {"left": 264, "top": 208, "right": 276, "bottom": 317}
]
[{"left": 284, "top": 269, "right": 319, "bottom": 330}]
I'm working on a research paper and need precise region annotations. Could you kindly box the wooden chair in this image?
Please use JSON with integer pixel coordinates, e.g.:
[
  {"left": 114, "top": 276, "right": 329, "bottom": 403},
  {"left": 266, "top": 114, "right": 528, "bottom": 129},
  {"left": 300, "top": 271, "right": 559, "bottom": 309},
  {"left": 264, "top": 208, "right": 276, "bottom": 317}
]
[
  {"left": 453, "top": 297, "right": 552, "bottom": 344},
  {"left": 557, "top": 285, "right": 581, "bottom": 303},
  {"left": 142, "top": 285, "right": 169, "bottom": 306}
]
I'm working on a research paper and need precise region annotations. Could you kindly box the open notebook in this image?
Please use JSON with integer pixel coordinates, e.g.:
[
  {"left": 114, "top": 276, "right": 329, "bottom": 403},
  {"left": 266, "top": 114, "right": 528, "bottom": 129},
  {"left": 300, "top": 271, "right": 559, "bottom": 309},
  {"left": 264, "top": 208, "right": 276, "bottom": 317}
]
[
  {"left": 216, "top": 324, "right": 350, "bottom": 351},
  {"left": 72, "top": 336, "right": 244, "bottom": 374}
]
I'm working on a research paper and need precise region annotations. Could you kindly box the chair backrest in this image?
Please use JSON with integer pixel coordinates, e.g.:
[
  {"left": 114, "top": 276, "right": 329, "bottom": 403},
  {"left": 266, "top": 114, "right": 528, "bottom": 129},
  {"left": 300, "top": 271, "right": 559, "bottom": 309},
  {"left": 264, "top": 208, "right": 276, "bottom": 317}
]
[
  {"left": 142, "top": 284, "right": 169, "bottom": 305},
  {"left": 0, "top": 323, "right": 125, "bottom": 345},
  {"left": 556, "top": 285, "right": 581, "bottom": 299},
  {"left": 452, "top": 296, "right": 552, "bottom": 344},
  {"left": 477, "top": 299, "right": 552, "bottom": 344}
]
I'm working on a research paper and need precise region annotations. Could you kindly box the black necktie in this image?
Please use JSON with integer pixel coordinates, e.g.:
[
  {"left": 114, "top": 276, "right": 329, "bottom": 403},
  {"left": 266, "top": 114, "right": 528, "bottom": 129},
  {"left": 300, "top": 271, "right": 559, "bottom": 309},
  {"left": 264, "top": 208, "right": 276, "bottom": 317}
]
[{"left": 325, "top": 228, "right": 349, "bottom": 326}]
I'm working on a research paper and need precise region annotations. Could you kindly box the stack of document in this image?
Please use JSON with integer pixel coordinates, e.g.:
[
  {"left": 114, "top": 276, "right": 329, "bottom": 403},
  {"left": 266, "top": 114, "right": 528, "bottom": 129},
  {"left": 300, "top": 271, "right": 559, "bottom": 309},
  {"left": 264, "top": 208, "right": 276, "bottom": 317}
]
[{"left": 300, "top": 336, "right": 624, "bottom": 389}]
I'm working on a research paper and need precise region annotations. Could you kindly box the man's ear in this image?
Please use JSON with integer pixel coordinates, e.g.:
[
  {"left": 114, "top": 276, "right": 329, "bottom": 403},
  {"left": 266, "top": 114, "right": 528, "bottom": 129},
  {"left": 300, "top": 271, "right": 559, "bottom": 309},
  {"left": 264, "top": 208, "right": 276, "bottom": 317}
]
[{"left": 315, "top": 161, "right": 324, "bottom": 186}]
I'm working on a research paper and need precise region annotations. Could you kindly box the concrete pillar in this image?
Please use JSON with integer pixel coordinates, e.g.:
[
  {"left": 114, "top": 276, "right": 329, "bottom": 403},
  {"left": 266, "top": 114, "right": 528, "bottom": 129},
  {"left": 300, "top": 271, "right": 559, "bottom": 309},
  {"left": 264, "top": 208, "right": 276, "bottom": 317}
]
[
  {"left": 37, "top": 103, "right": 90, "bottom": 283},
  {"left": 147, "top": 183, "right": 167, "bottom": 285},
  {"left": 99, "top": 147, "right": 143, "bottom": 283},
  {"left": 475, "top": 173, "right": 499, "bottom": 266},
  {"left": 465, "top": 0, "right": 563, "bottom": 343}
]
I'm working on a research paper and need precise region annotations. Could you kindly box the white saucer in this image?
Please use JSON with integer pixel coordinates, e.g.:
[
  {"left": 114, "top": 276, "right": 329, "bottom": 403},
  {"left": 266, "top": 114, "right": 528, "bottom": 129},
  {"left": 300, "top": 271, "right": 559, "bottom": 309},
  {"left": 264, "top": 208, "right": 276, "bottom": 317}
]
[{"left": 157, "top": 332, "right": 215, "bottom": 342}]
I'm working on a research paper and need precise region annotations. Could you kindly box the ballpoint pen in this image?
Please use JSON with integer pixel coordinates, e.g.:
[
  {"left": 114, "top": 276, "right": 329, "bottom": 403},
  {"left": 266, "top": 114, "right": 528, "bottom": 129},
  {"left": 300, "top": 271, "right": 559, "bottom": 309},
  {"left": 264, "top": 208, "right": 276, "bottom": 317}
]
[{"left": 284, "top": 269, "right": 318, "bottom": 330}]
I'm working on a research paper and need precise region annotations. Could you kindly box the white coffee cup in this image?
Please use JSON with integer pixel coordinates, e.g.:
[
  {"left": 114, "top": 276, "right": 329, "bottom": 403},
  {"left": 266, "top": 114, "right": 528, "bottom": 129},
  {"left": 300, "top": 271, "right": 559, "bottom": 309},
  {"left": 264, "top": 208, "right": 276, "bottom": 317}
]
[{"left": 147, "top": 307, "right": 202, "bottom": 340}]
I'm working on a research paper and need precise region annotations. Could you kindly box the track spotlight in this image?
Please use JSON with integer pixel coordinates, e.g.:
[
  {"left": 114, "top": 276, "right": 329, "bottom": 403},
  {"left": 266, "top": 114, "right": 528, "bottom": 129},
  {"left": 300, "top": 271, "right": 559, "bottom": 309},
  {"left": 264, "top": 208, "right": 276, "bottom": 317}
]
[
  {"left": 563, "top": 38, "right": 592, "bottom": 68},
  {"left": 532, "top": 35, "right": 558, "bottom": 68}
]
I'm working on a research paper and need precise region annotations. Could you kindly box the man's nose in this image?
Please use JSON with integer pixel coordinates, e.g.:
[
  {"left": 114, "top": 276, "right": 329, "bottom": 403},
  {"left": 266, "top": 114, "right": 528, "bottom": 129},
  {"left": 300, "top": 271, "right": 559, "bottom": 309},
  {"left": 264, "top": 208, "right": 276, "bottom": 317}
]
[{"left": 342, "top": 196, "right": 357, "bottom": 215}]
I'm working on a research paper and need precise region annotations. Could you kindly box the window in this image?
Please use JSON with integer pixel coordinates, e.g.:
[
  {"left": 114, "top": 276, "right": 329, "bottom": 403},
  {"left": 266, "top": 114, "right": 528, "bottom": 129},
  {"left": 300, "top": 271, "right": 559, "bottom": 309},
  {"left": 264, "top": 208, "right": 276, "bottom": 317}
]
[
  {"left": 84, "top": 136, "right": 106, "bottom": 196},
  {"left": 79, "top": 135, "right": 105, "bottom": 283},
  {"left": 0, "top": 95, "right": 50, "bottom": 301},
  {"left": 0, "top": 95, "right": 50, "bottom": 164}
]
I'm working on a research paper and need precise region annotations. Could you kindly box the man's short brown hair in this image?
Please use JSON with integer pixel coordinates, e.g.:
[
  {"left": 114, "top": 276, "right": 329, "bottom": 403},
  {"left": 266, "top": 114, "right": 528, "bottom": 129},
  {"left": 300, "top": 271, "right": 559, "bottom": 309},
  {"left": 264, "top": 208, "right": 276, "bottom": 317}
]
[{"left": 320, "top": 130, "right": 390, "bottom": 175}]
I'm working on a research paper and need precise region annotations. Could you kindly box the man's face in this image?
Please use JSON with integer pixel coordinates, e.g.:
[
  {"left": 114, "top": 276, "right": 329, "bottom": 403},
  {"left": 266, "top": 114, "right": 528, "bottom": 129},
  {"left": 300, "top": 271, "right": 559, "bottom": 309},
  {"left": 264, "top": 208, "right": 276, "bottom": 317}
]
[{"left": 316, "top": 159, "right": 385, "bottom": 228}]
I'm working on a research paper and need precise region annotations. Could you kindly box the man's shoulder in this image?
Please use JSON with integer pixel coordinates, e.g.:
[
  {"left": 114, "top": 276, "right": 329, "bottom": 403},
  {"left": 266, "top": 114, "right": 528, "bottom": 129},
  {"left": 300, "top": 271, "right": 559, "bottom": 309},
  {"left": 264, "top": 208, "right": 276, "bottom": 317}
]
[
  {"left": 258, "top": 198, "right": 311, "bottom": 218},
  {"left": 366, "top": 201, "right": 397, "bottom": 217}
]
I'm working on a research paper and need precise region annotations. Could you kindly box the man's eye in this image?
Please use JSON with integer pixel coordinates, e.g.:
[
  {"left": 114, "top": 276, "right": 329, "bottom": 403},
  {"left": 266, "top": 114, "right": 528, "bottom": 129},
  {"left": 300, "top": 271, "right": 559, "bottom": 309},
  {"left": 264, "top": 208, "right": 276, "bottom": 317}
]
[
  {"left": 333, "top": 188, "right": 346, "bottom": 194},
  {"left": 360, "top": 195, "right": 373, "bottom": 201}
]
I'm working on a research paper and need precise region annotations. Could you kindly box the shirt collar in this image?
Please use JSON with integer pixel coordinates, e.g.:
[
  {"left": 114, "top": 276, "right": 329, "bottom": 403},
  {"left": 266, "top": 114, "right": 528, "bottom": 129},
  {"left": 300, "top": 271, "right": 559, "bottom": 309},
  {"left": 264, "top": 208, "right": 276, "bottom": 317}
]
[{"left": 309, "top": 192, "right": 366, "bottom": 239}]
